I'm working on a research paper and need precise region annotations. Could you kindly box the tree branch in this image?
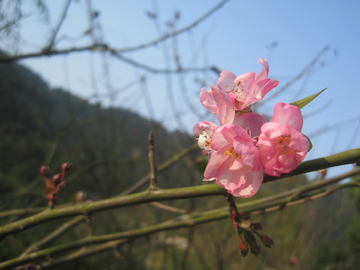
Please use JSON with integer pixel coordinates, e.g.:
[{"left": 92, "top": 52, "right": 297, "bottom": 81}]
[
  {"left": 0, "top": 148, "right": 359, "bottom": 240},
  {"left": 2, "top": 171, "right": 358, "bottom": 270}
]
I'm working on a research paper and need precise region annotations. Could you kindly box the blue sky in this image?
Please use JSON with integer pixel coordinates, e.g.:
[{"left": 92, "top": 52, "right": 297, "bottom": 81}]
[{"left": 4, "top": 0, "right": 360, "bottom": 178}]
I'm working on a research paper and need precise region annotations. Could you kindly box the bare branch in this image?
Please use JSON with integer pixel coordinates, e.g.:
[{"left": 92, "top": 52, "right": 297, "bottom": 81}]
[
  {"left": 0, "top": 148, "right": 359, "bottom": 240},
  {"left": 45, "top": 0, "right": 73, "bottom": 51},
  {"left": 2, "top": 169, "right": 359, "bottom": 269},
  {"left": 20, "top": 216, "right": 84, "bottom": 256},
  {"left": 117, "top": 0, "right": 230, "bottom": 53},
  {"left": 264, "top": 46, "right": 329, "bottom": 103}
]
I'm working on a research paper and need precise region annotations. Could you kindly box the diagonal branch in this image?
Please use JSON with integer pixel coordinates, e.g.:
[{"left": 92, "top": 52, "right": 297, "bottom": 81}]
[
  {"left": 45, "top": 0, "right": 73, "bottom": 51},
  {"left": 117, "top": 0, "right": 229, "bottom": 53},
  {"left": 0, "top": 148, "right": 359, "bottom": 240},
  {"left": 2, "top": 172, "right": 359, "bottom": 270}
]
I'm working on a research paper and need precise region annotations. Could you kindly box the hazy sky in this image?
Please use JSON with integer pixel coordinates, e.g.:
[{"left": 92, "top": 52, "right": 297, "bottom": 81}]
[{"left": 3, "top": 0, "right": 360, "bottom": 178}]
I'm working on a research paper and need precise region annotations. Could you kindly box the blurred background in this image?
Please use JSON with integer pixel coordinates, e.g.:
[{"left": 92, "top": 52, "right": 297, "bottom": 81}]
[{"left": 0, "top": 0, "right": 359, "bottom": 269}]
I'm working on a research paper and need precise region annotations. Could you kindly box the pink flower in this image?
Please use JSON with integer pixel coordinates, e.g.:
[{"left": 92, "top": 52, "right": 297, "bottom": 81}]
[
  {"left": 193, "top": 121, "right": 219, "bottom": 154},
  {"left": 217, "top": 58, "right": 279, "bottom": 112},
  {"left": 200, "top": 86, "right": 235, "bottom": 125},
  {"left": 204, "top": 124, "right": 263, "bottom": 197},
  {"left": 233, "top": 112, "right": 269, "bottom": 138},
  {"left": 257, "top": 102, "right": 309, "bottom": 177}
]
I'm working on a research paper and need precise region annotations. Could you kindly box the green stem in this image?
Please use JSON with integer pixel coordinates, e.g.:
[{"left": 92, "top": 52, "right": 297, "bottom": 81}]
[
  {"left": 2, "top": 176, "right": 358, "bottom": 270},
  {"left": 0, "top": 148, "right": 359, "bottom": 240}
]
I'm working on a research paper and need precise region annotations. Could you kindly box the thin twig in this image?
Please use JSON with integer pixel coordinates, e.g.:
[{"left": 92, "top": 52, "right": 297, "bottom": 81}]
[
  {"left": 264, "top": 46, "right": 329, "bottom": 103},
  {"left": 117, "top": 0, "right": 230, "bottom": 53},
  {"left": 19, "top": 216, "right": 84, "bottom": 256},
  {"left": 45, "top": 0, "right": 73, "bottom": 51},
  {"left": 119, "top": 142, "right": 198, "bottom": 196},
  {"left": 150, "top": 202, "right": 189, "bottom": 214}
]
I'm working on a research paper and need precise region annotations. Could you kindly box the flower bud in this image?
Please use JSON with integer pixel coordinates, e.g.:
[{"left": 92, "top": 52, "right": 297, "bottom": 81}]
[
  {"left": 251, "top": 222, "right": 264, "bottom": 230},
  {"left": 25, "top": 264, "right": 37, "bottom": 270},
  {"left": 260, "top": 235, "right": 274, "bottom": 248},
  {"left": 318, "top": 169, "right": 327, "bottom": 178},
  {"left": 290, "top": 256, "right": 298, "bottom": 265},
  {"left": 61, "top": 162, "right": 72, "bottom": 173},
  {"left": 238, "top": 241, "right": 249, "bottom": 257},
  {"left": 251, "top": 243, "right": 262, "bottom": 256},
  {"left": 76, "top": 191, "right": 87, "bottom": 202},
  {"left": 40, "top": 166, "right": 50, "bottom": 177},
  {"left": 53, "top": 174, "right": 62, "bottom": 185}
]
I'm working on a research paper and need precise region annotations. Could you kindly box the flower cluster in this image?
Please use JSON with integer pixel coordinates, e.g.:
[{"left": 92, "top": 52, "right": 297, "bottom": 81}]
[
  {"left": 40, "top": 162, "right": 72, "bottom": 207},
  {"left": 194, "top": 58, "right": 309, "bottom": 197}
]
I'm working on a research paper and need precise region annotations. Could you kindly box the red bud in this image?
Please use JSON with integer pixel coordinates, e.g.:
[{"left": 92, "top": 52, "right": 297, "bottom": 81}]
[
  {"left": 61, "top": 162, "right": 72, "bottom": 173},
  {"left": 251, "top": 222, "right": 264, "bottom": 230},
  {"left": 238, "top": 242, "right": 249, "bottom": 257},
  {"left": 260, "top": 235, "right": 274, "bottom": 248},
  {"left": 290, "top": 256, "right": 298, "bottom": 265},
  {"left": 40, "top": 166, "right": 50, "bottom": 177},
  {"left": 53, "top": 174, "right": 62, "bottom": 185}
]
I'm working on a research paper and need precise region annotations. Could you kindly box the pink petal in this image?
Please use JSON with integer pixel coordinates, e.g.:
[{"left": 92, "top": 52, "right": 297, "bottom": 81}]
[
  {"left": 233, "top": 141, "right": 260, "bottom": 170},
  {"left": 215, "top": 158, "right": 245, "bottom": 192},
  {"left": 229, "top": 159, "right": 252, "bottom": 173},
  {"left": 233, "top": 112, "right": 269, "bottom": 137},
  {"left": 254, "top": 58, "right": 269, "bottom": 83},
  {"left": 231, "top": 169, "right": 264, "bottom": 197},
  {"left": 217, "top": 70, "right": 237, "bottom": 93},
  {"left": 210, "top": 128, "right": 230, "bottom": 151},
  {"left": 272, "top": 102, "right": 303, "bottom": 131},
  {"left": 260, "top": 122, "right": 290, "bottom": 139},
  {"left": 234, "top": 71, "right": 255, "bottom": 99},
  {"left": 288, "top": 126, "right": 309, "bottom": 153},
  {"left": 192, "top": 121, "right": 218, "bottom": 135},
  {"left": 250, "top": 78, "right": 279, "bottom": 101},
  {"left": 218, "top": 92, "right": 236, "bottom": 125},
  {"left": 204, "top": 146, "right": 231, "bottom": 179}
]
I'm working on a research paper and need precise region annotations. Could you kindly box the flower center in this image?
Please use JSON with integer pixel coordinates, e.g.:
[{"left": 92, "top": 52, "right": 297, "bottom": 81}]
[
  {"left": 275, "top": 135, "right": 295, "bottom": 154},
  {"left": 224, "top": 147, "right": 242, "bottom": 159},
  {"left": 196, "top": 129, "right": 213, "bottom": 151}
]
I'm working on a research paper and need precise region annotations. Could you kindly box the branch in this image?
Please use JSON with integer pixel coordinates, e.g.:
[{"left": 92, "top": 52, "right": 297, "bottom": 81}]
[
  {"left": 19, "top": 216, "right": 84, "bottom": 256},
  {"left": 0, "top": 148, "right": 359, "bottom": 240},
  {"left": 117, "top": 0, "right": 229, "bottom": 53},
  {"left": 3, "top": 172, "right": 359, "bottom": 270},
  {"left": 119, "top": 142, "right": 199, "bottom": 195},
  {"left": 264, "top": 46, "right": 329, "bottom": 103},
  {"left": 45, "top": 0, "right": 73, "bottom": 51}
]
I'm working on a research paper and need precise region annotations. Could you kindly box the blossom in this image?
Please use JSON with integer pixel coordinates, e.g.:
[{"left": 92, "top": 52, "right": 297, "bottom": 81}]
[
  {"left": 217, "top": 58, "right": 279, "bottom": 112},
  {"left": 232, "top": 112, "right": 269, "bottom": 138},
  {"left": 257, "top": 102, "right": 309, "bottom": 176},
  {"left": 200, "top": 86, "right": 235, "bottom": 125},
  {"left": 193, "top": 121, "right": 218, "bottom": 154},
  {"left": 204, "top": 124, "right": 263, "bottom": 197}
]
